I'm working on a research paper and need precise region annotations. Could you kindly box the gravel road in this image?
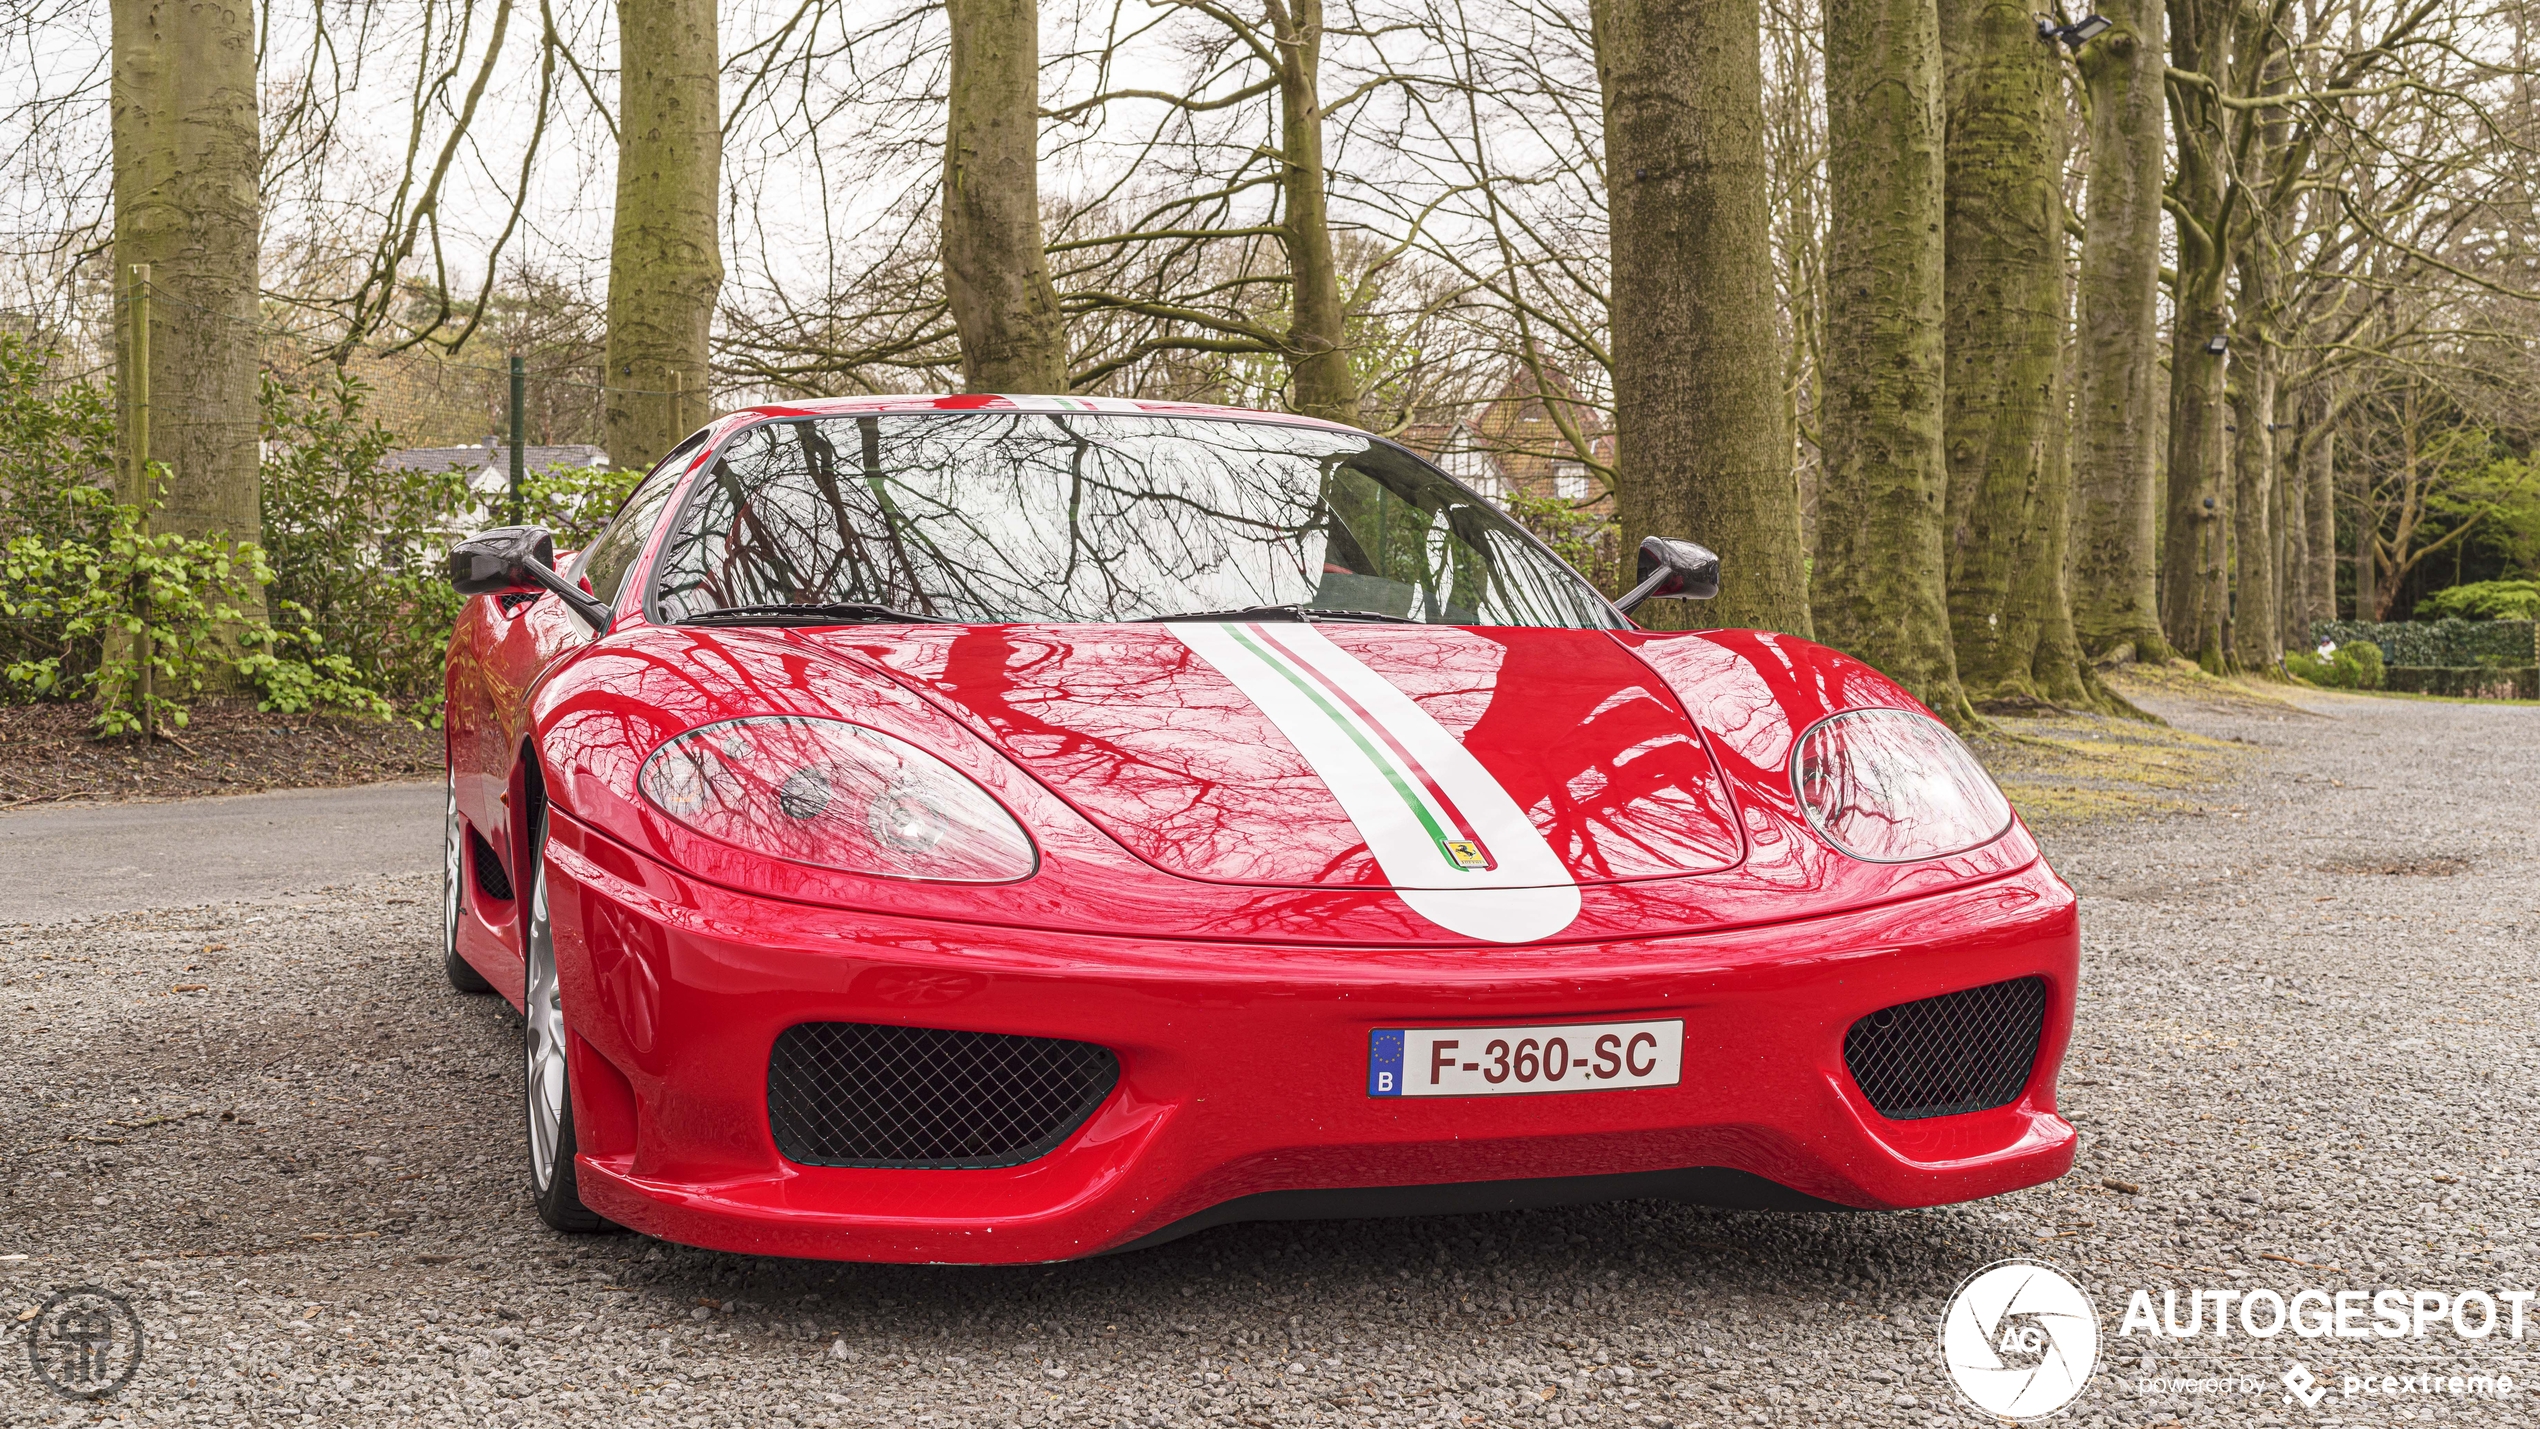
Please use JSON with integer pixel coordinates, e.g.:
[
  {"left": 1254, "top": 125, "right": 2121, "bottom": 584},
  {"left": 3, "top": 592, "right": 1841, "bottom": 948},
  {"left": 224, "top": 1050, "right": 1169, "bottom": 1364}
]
[{"left": 3, "top": 687, "right": 2535, "bottom": 1427}]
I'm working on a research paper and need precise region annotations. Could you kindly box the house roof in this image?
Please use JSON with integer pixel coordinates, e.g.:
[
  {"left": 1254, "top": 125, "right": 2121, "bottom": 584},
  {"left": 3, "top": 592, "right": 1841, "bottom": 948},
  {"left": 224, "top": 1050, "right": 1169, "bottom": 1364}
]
[{"left": 380, "top": 443, "right": 611, "bottom": 475}]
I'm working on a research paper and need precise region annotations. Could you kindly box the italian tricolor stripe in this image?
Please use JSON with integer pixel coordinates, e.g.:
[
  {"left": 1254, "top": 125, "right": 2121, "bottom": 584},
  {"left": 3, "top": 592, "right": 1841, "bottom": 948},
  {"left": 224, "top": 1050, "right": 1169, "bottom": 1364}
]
[
  {"left": 1229, "top": 623, "right": 1494, "bottom": 873},
  {"left": 1169, "top": 622, "right": 1582, "bottom": 943}
]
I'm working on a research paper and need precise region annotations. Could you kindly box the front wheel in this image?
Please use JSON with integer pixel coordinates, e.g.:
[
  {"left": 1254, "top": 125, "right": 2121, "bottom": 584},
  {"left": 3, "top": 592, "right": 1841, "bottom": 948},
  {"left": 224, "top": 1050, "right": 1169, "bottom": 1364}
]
[{"left": 524, "top": 820, "right": 609, "bottom": 1233}]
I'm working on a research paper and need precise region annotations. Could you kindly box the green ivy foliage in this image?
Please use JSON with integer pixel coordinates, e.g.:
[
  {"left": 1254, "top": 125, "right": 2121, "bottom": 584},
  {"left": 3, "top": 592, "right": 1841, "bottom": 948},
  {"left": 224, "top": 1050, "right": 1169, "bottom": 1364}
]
[{"left": 2419, "top": 579, "right": 2540, "bottom": 622}]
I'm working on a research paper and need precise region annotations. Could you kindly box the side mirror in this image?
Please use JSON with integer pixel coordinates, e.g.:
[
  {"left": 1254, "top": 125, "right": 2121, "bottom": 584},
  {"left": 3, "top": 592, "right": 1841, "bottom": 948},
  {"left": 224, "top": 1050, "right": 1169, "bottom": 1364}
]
[
  {"left": 447, "top": 526, "right": 615, "bottom": 632},
  {"left": 1616, "top": 536, "right": 1721, "bottom": 613}
]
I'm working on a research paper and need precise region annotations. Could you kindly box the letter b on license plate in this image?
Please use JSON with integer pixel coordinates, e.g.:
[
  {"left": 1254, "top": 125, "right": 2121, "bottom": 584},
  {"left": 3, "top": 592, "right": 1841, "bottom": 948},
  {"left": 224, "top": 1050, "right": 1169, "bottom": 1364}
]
[{"left": 1367, "top": 1020, "right": 1683, "bottom": 1097}]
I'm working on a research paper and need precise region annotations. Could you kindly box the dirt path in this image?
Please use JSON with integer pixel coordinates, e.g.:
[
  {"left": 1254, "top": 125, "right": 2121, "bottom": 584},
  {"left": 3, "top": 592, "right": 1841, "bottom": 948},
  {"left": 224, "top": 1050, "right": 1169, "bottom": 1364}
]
[{"left": 1, "top": 688, "right": 2533, "bottom": 1427}]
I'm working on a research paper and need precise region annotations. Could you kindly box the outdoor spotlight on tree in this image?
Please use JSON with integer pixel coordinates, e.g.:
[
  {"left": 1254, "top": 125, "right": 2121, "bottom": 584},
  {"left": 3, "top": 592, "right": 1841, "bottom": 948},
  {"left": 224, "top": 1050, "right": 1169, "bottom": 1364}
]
[
  {"left": 2205, "top": 334, "right": 2229, "bottom": 355},
  {"left": 2035, "top": 12, "right": 2113, "bottom": 48}
]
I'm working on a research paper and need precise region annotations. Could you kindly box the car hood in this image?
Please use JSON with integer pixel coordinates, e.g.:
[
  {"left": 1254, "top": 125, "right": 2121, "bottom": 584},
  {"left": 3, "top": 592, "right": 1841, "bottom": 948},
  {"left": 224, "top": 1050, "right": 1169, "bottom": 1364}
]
[{"left": 808, "top": 623, "right": 1745, "bottom": 906}]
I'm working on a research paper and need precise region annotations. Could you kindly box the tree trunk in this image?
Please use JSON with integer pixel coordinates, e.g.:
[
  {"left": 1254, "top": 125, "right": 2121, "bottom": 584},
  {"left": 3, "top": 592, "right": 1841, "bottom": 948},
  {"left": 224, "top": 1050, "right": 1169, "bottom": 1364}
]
[
  {"left": 1589, "top": 0, "right": 1811, "bottom": 635},
  {"left": 111, "top": 0, "right": 260, "bottom": 545},
  {"left": 2352, "top": 518, "right": 2374, "bottom": 621},
  {"left": 1938, "top": 0, "right": 2068, "bottom": 708},
  {"left": 2303, "top": 393, "right": 2336, "bottom": 629},
  {"left": 2160, "top": 0, "right": 2239, "bottom": 671},
  {"left": 2227, "top": 344, "right": 2275, "bottom": 669},
  {"left": 2276, "top": 384, "right": 2306, "bottom": 647},
  {"left": 2226, "top": 8, "right": 2289, "bottom": 673},
  {"left": 1813, "top": 0, "right": 1970, "bottom": 722},
  {"left": 2162, "top": 277, "right": 2230, "bottom": 668},
  {"left": 603, "top": 0, "right": 723, "bottom": 472},
  {"left": 2068, "top": 0, "right": 2168, "bottom": 663},
  {"left": 943, "top": 0, "right": 1067, "bottom": 393},
  {"left": 1263, "top": 0, "right": 1356, "bottom": 426}
]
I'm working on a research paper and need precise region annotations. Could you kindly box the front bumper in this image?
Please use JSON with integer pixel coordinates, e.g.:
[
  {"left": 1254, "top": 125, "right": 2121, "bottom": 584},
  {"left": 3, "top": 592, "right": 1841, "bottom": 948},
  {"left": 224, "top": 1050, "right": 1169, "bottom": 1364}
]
[{"left": 541, "top": 815, "right": 2078, "bottom": 1264}]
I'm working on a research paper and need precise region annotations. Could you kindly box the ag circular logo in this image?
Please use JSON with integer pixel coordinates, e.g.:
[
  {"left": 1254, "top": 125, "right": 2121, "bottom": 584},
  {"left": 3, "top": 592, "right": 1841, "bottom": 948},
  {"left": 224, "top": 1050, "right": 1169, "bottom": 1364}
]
[
  {"left": 1939, "top": 1259, "right": 2098, "bottom": 1419},
  {"left": 27, "top": 1285, "right": 145, "bottom": 1400}
]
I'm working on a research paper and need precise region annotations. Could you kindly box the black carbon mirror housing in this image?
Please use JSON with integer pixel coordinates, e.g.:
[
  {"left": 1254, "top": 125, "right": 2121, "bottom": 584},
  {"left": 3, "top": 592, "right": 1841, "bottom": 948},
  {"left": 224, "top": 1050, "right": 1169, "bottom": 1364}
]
[
  {"left": 1616, "top": 536, "right": 1722, "bottom": 613},
  {"left": 446, "top": 526, "right": 614, "bottom": 632},
  {"left": 448, "top": 526, "right": 558, "bottom": 595}
]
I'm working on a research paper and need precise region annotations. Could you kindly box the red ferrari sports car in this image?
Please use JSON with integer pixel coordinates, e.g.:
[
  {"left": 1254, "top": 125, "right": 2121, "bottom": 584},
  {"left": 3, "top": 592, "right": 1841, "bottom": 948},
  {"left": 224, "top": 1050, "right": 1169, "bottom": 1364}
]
[{"left": 440, "top": 393, "right": 2076, "bottom": 1263}]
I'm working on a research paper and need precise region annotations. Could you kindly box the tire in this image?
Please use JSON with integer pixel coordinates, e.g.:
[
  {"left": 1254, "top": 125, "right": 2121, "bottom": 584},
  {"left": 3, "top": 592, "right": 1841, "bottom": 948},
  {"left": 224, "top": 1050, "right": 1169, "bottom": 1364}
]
[
  {"left": 442, "top": 774, "right": 494, "bottom": 995},
  {"left": 523, "top": 812, "right": 610, "bottom": 1234}
]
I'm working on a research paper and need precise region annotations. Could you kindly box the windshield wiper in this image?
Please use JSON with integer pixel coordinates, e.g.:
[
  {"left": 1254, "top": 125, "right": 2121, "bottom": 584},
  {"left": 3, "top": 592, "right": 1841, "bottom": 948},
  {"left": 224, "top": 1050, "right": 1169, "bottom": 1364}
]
[
  {"left": 681, "top": 602, "right": 964, "bottom": 626},
  {"left": 1133, "top": 603, "right": 1424, "bottom": 625}
]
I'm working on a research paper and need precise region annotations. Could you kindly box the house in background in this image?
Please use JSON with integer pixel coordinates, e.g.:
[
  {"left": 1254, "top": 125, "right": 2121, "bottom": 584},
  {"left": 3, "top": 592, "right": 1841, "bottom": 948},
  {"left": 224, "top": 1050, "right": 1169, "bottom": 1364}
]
[
  {"left": 378, "top": 438, "right": 612, "bottom": 538},
  {"left": 1398, "top": 366, "right": 1613, "bottom": 508},
  {"left": 380, "top": 437, "right": 611, "bottom": 510}
]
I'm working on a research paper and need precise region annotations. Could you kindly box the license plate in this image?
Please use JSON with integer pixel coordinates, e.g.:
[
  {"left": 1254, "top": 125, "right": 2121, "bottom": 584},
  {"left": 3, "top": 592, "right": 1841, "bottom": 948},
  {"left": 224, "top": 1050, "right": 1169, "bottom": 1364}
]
[{"left": 1366, "top": 1019, "right": 1683, "bottom": 1097}]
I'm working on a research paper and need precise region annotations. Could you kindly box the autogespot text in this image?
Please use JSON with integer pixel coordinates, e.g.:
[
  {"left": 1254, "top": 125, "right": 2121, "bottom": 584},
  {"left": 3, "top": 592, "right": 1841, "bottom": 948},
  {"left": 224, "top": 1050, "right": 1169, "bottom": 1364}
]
[{"left": 2115, "top": 1284, "right": 2540, "bottom": 1341}]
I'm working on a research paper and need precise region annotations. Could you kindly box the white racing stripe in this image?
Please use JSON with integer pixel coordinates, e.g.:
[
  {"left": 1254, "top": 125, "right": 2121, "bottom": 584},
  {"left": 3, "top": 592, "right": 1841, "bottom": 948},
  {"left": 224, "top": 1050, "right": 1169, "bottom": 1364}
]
[{"left": 1170, "top": 622, "right": 1582, "bottom": 943}]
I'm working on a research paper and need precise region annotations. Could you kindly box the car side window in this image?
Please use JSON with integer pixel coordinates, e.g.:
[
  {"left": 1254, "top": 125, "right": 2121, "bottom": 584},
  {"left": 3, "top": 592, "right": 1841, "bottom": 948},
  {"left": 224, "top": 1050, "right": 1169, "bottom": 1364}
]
[{"left": 575, "top": 434, "right": 708, "bottom": 606}]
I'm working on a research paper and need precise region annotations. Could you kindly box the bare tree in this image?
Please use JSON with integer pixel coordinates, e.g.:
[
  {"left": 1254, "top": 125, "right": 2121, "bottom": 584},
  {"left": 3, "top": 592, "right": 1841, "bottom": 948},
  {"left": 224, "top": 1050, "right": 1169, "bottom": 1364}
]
[
  {"left": 604, "top": 0, "right": 724, "bottom": 467},
  {"left": 1939, "top": 0, "right": 2097, "bottom": 709},
  {"left": 2068, "top": 0, "right": 2168, "bottom": 662},
  {"left": 1814, "top": 0, "right": 1969, "bottom": 720},
  {"left": 944, "top": 0, "right": 1068, "bottom": 391},
  {"left": 1588, "top": 0, "right": 1810, "bottom": 631},
  {"left": 110, "top": 0, "right": 261, "bottom": 544}
]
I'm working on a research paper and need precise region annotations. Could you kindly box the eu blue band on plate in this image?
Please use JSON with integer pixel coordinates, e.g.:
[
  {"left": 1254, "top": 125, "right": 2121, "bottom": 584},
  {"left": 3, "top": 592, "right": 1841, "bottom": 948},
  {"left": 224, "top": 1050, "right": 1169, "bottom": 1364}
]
[{"left": 1367, "top": 1029, "right": 1405, "bottom": 1097}]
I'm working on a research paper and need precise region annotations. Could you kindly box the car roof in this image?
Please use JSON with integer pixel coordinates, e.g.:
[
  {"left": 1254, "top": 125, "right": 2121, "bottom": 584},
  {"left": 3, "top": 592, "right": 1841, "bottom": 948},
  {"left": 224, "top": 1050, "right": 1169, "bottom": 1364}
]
[{"left": 717, "top": 393, "right": 1366, "bottom": 435}]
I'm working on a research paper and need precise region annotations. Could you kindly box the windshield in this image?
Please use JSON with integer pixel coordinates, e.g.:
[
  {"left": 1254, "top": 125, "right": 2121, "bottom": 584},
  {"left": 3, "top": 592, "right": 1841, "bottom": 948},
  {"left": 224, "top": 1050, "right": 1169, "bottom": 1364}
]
[{"left": 648, "top": 413, "right": 1616, "bottom": 628}]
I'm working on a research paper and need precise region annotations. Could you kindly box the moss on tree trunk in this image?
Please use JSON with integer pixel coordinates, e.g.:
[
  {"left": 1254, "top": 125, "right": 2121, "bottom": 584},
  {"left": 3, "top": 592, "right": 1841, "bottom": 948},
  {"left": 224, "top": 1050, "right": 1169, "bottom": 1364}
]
[
  {"left": 2068, "top": 0, "right": 2169, "bottom": 662},
  {"left": 2159, "top": 0, "right": 2236, "bottom": 670},
  {"left": 1940, "top": 0, "right": 2103, "bottom": 710},
  {"left": 603, "top": 0, "right": 723, "bottom": 471},
  {"left": 943, "top": 0, "right": 1067, "bottom": 393},
  {"left": 111, "top": 0, "right": 261, "bottom": 547},
  {"left": 1814, "top": 0, "right": 1970, "bottom": 722},
  {"left": 1589, "top": 0, "right": 1811, "bottom": 636}
]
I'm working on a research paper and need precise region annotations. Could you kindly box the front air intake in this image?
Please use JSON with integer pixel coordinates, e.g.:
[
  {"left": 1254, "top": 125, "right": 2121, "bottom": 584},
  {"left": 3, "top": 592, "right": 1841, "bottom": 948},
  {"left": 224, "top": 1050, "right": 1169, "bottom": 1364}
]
[
  {"left": 767, "top": 1022, "right": 1118, "bottom": 1169},
  {"left": 1843, "top": 976, "right": 2047, "bottom": 1120}
]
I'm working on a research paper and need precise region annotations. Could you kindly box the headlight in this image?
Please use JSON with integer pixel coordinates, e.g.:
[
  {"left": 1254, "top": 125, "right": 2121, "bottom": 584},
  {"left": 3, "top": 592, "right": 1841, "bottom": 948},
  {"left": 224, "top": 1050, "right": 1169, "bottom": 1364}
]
[
  {"left": 638, "top": 716, "right": 1037, "bottom": 882},
  {"left": 1791, "top": 708, "right": 2013, "bottom": 862}
]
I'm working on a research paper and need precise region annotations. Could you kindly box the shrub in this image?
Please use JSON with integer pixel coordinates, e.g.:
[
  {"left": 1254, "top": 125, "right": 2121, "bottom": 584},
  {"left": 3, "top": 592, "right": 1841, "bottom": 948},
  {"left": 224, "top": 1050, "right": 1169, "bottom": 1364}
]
[
  {"left": 234, "top": 604, "right": 394, "bottom": 719},
  {"left": 2419, "top": 579, "right": 2540, "bottom": 622},
  {"left": 1503, "top": 491, "right": 1621, "bottom": 595},
  {"left": 1, "top": 477, "right": 280, "bottom": 735},
  {"left": 258, "top": 371, "right": 471, "bottom": 705},
  {"left": 0, "top": 335, "right": 121, "bottom": 693},
  {"left": 516, "top": 464, "right": 647, "bottom": 551},
  {"left": 2286, "top": 640, "right": 2384, "bottom": 690}
]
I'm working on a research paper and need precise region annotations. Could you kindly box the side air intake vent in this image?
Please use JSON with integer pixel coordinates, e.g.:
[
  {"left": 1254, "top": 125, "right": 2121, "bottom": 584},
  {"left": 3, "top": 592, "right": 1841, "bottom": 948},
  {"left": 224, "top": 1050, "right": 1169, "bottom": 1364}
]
[
  {"left": 467, "top": 827, "right": 514, "bottom": 903},
  {"left": 1843, "top": 976, "right": 2047, "bottom": 1120},
  {"left": 767, "top": 1022, "right": 1118, "bottom": 1169}
]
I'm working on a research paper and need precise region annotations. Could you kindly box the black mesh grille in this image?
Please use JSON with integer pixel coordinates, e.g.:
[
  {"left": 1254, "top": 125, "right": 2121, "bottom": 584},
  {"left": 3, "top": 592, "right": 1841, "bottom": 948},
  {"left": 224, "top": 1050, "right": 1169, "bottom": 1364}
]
[
  {"left": 467, "top": 828, "right": 514, "bottom": 902},
  {"left": 768, "top": 1023, "right": 1118, "bottom": 1169},
  {"left": 1844, "top": 976, "right": 2047, "bottom": 1120}
]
